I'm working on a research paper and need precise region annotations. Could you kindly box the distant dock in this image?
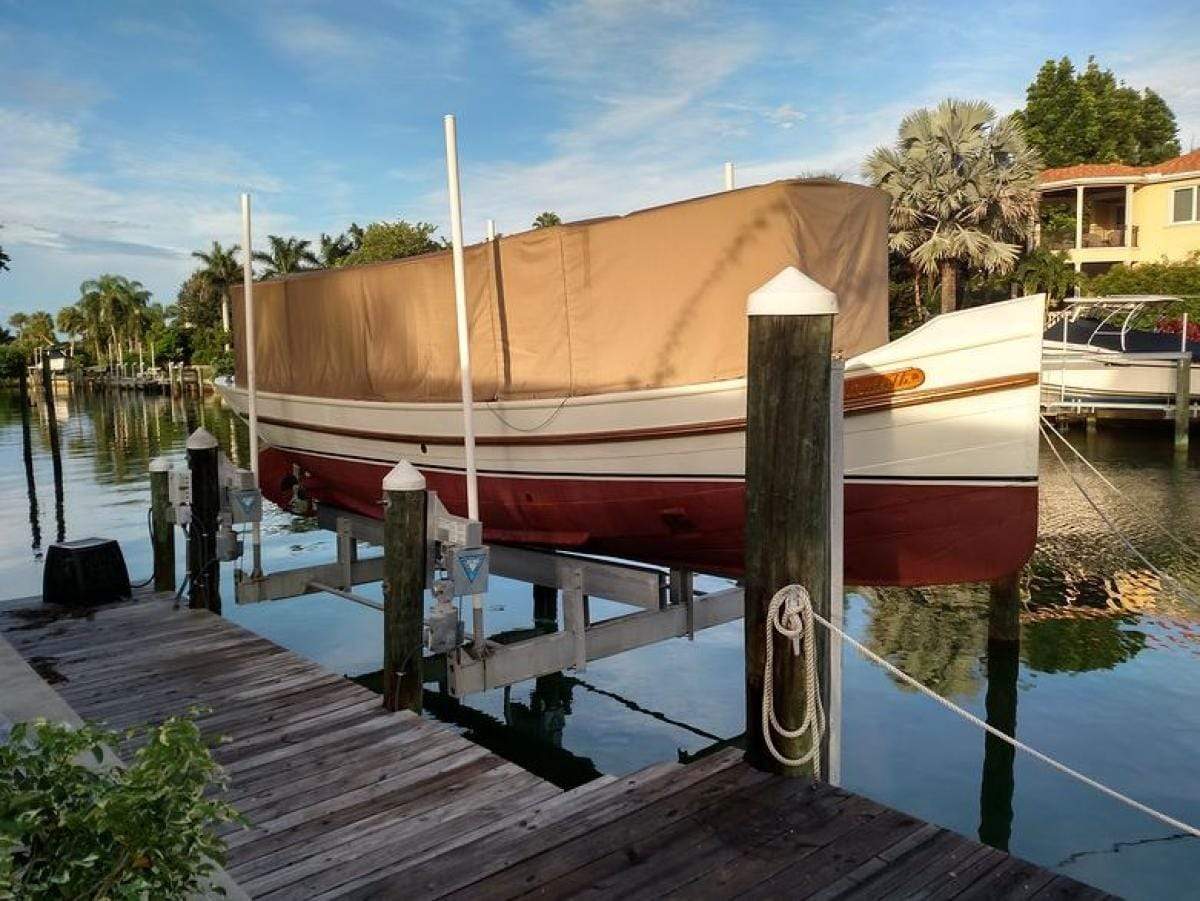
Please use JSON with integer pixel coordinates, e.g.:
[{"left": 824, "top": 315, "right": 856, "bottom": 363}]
[{"left": 1, "top": 589, "right": 1112, "bottom": 899}]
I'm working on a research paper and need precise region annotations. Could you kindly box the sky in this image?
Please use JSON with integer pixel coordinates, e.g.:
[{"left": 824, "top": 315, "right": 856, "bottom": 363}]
[{"left": 1, "top": 0, "right": 1197, "bottom": 321}]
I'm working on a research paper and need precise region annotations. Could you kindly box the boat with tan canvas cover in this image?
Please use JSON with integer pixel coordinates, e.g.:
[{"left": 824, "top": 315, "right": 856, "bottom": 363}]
[{"left": 217, "top": 179, "right": 1044, "bottom": 586}]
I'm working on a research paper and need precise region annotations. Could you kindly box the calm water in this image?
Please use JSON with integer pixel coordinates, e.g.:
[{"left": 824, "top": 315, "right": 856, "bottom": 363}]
[{"left": 3, "top": 385, "right": 1200, "bottom": 898}]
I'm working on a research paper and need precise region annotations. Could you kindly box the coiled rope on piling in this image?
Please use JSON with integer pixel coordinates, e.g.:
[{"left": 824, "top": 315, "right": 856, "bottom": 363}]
[
  {"left": 761, "top": 585, "right": 826, "bottom": 776},
  {"left": 765, "top": 584, "right": 1200, "bottom": 839}
]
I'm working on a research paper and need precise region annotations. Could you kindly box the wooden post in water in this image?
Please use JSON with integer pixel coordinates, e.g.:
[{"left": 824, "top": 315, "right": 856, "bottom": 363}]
[
  {"left": 744, "top": 267, "right": 837, "bottom": 777},
  {"left": 1175, "top": 352, "right": 1191, "bottom": 452},
  {"left": 382, "top": 460, "right": 427, "bottom": 713},
  {"left": 186, "top": 428, "right": 220, "bottom": 613},
  {"left": 987, "top": 571, "right": 1022, "bottom": 644},
  {"left": 149, "top": 457, "right": 176, "bottom": 592}
]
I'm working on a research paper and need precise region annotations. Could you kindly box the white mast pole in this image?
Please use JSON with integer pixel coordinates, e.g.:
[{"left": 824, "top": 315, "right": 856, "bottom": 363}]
[
  {"left": 240, "top": 192, "right": 263, "bottom": 578},
  {"left": 486, "top": 218, "right": 496, "bottom": 242},
  {"left": 444, "top": 114, "right": 480, "bottom": 522},
  {"left": 724, "top": 161, "right": 735, "bottom": 191}
]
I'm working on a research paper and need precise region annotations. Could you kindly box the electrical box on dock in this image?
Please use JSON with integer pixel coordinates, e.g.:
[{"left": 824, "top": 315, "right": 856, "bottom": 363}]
[{"left": 42, "top": 538, "right": 132, "bottom": 608}]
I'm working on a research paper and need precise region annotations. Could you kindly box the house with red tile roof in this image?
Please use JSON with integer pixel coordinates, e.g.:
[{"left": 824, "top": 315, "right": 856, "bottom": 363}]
[{"left": 1036, "top": 149, "right": 1200, "bottom": 276}]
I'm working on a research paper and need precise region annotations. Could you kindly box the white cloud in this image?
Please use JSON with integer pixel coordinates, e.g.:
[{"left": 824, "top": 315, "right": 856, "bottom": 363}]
[{"left": 0, "top": 107, "right": 295, "bottom": 311}]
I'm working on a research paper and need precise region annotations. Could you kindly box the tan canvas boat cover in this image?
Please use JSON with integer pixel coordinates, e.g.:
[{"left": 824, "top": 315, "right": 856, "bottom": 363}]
[{"left": 232, "top": 179, "right": 888, "bottom": 401}]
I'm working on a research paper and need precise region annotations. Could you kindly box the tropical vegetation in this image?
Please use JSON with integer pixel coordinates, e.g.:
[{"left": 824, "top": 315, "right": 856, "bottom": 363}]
[
  {"left": 532, "top": 212, "right": 562, "bottom": 228},
  {"left": 0, "top": 713, "right": 242, "bottom": 898},
  {"left": 252, "top": 235, "right": 319, "bottom": 278},
  {"left": 1015, "top": 56, "right": 1180, "bottom": 168},
  {"left": 340, "top": 220, "right": 442, "bottom": 266},
  {"left": 865, "top": 98, "right": 1041, "bottom": 314}
]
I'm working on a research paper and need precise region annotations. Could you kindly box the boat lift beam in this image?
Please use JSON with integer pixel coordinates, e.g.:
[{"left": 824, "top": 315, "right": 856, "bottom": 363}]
[{"left": 230, "top": 502, "right": 740, "bottom": 695}]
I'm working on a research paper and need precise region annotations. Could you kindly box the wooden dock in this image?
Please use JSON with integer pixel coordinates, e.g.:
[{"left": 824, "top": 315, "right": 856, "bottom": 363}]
[{"left": 0, "top": 591, "right": 1112, "bottom": 900}]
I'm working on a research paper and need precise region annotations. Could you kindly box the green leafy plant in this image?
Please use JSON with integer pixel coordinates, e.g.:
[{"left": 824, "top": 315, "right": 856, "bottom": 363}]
[{"left": 0, "top": 713, "right": 244, "bottom": 899}]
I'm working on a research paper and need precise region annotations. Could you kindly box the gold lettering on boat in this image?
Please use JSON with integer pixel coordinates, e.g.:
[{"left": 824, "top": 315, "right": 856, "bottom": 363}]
[{"left": 844, "top": 367, "right": 926, "bottom": 404}]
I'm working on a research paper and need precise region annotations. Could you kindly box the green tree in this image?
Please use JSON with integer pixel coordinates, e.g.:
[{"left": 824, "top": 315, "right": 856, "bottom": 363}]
[
  {"left": 318, "top": 232, "right": 353, "bottom": 267},
  {"left": 865, "top": 99, "right": 1041, "bottom": 313},
  {"left": 191, "top": 241, "right": 241, "bottom": 339},
  {"left": 21, "top": 310, "right": 56, "bottom": 348},
  {"left": 532, "top": 211, "right": 562, "bottom": 228},
  {"left": 175, "top": 270, "right": 222, "bottom": 333},
  {"left": 1016, "top": 248, "right": 1077, "bottom": 302},
  {"left": 55, "top": 304, "right": 86, "bottom": 355},
  {"left": 1015, "top": 56, "right": 1180, "bottom": 167},
  {"left": 7, "top": 311, "right": 28, "bottom": 338},
  {"left": 78, "top": 274, "right": 150, "bottom": 367},
  {"left": 340, "top": 220, "right": 442, "bottom": 266},
  {"left": 253, "top": 235, "right": 318, "bottom": 278},
  {"left": 0, "top": 223, "right": 10, "bottom": 274}
]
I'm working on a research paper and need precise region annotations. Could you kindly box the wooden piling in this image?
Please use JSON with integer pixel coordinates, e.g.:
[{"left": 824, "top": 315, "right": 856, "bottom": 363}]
[
  {"left": 382, "top": 460, "right": 427, "bottom": 714},
  {"left": 149, "top": 457, "right": 176, "bottom": 592},
  {"left": 987, "top": 572, "right": 1022, "bottom": 643},
  {"left": 1175, "top": 352, "right": 1191, "bottom": 451},
  {"left": 186, "top": 428, "right": 220, "bottom": 613},
  {"left": 743, "top": 268, "right": 836, "bottom": 776}
]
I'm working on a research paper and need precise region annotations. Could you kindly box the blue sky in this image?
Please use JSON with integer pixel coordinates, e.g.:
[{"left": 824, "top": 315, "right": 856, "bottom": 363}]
[{"left": 1, "top": 0, "right": 1196, "bottom": 321}]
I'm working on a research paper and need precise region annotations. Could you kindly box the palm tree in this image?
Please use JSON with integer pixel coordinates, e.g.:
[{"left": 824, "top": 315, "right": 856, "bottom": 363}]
[
  {"left": 23, "top": 311, "right": 55, "bottom": 348},
  {"left": 253, "top": 236, "right": 318, "bottom": 278},
  {"left": 0, "top": 246, "right": 9, "bottom": 273},
  {"left": 56, "top": 304, "right": 86, "bottom": 356},
  {"left": 1016, "top": 249, "right": 1076, "bottom": 302},
  {"left": 78, "top": 275, "right": 150, "bottom": 368},
  {"left": 8, "top": 312, "right": 28, "bottom": 337},
  {"left": 318, "top": 232, "right": 353, "bottom": 268},
  {"left": 864, "top": 99, "right": 1041, "bottom": 313},
  {"left": 532, "top": 212, "right": 562, "bottom": 229},
  {"left": 191, "top": 241, "right": 241, "bottom": 339}
]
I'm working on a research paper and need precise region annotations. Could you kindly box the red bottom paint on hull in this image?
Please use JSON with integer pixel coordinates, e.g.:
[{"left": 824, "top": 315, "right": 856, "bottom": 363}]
[{"left": 260, "top": 448, "right": 1037, "bottom": 587}]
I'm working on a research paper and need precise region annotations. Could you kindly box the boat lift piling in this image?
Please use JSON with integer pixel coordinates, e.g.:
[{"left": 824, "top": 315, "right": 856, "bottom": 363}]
[{"left": 743, "top": 267, "right": 837, "bottom": 777}]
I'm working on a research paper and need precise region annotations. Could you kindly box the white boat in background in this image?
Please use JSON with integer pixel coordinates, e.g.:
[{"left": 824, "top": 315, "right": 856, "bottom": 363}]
[
  {"left": 1042, "top": 296, "right": 1200, "bottom": 410},
  {"left": 216, "top": 293, "right": 1045, "bottom": 587}
]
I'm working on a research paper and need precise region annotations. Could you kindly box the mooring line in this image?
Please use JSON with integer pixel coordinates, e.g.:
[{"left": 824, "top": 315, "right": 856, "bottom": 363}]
[
  {"left": 769, "top": 584, "right": 1200, "bottom": 839},
  {"left": 1039, "top": 415, "right": 1200, "bottom": 563},
  {"left": 1038, "top": 420, "right": 1200, "bottom": 609}
]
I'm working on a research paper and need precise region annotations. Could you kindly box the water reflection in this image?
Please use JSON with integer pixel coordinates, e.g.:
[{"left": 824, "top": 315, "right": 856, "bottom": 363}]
[
  {"left": 18, "top": 372, "right": 41, "bottom": 556},
  {"left": 978, "top": 637, "right": 1018, "bottom": 851}
]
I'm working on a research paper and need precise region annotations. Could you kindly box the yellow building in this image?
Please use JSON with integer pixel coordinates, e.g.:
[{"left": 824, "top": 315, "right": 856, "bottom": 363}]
[{"left": 1035, "top": 149, "right": 1200, "bottom": 276}]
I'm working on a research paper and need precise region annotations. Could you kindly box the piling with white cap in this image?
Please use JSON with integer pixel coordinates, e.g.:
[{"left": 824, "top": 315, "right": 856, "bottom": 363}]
[
  {"left": 382, "top": 460, "right": 428, "bottom": 713},
  {"left": 743, "top": 266, "right": 838, "bottom": 777}
]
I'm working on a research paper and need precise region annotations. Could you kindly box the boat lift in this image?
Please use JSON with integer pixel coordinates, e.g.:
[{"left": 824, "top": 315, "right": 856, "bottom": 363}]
[{"left": 1042, "top": 295, "right": 1196, "bottom": 445}]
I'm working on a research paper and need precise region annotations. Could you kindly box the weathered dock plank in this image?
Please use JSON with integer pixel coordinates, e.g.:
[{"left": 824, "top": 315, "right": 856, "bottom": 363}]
[{"left": 1, "top": 591, "right": 1113, "bottom": 900}]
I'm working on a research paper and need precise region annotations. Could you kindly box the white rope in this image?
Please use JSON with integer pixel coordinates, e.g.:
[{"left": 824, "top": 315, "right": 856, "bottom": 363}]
[
  {"left": 761, "top": 585, "right": 825, "bottom": 776},
  {"left": 1039, "top": 415, "right": 1200, "bottom": 563},
  {"left": 771, "top": 584, "right": 1200, "bottom": 838},
  {"left": 1038, "top": 420, "right": 1200, "bottom": 608}
]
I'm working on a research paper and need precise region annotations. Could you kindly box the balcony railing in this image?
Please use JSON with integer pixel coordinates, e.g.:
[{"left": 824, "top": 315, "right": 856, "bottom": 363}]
[{"left": 1040, "top": 225, "right": 1138, "bottom": 251}]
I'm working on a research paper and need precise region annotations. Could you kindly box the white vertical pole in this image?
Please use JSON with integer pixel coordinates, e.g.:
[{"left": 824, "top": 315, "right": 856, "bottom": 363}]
[
  {"left": 827, "top": 358, "right": 844, "bottom": 786},
  {"left": 444, "top": 114, "right": 480, "bottom": 523},
  {"left": 486, "top": 219, "right": 496, "bottom": 242},
  {"left": 724, "top": 161, "right": 735, "bottom": 191},
  {"left": 241, "top": 192, "right": 262, "bottom": 578},
  {"left": 1183, "top": 312, "right": 1189, "bottom": 354}
]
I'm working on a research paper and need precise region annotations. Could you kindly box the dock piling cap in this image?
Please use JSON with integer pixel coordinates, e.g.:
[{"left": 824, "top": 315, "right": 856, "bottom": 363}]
[
  {"left": 748, "top": 266, "right": 839, "bottom": 317},
  {"left": 186, "top": 428, "right": 219, "bottom": 451},
  {"left": 384, "top": 459, "right": 426, "bottom": 492},
  {"left": 149, "top": 456, "right": 172, "bottom": 473}
]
